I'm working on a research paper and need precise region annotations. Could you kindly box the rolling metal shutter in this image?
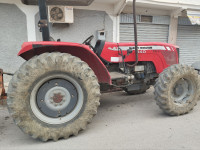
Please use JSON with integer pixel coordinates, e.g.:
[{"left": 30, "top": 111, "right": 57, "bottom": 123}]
[
  {"left": 177, "top": 18, "right": 200, "bottom": 65},
  {"left": 120, "top": 23, "right": 169, "bottom": 43},
  {"left": 120, "top": 14, "right": 170, "bottom": 43}
]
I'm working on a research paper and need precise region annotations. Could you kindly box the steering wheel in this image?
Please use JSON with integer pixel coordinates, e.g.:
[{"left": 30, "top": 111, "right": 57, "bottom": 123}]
[{"left": 82, "top": 35, "right": 94, "bottom": 46}]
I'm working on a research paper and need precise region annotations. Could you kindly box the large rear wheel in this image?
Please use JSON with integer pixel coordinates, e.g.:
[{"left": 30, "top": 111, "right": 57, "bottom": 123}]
[
  {"left": 7, "top": 53, "right": 101, "bottom": 141},
  {"left": 154, "top": 64, "right": 200, "bottom": 116}
]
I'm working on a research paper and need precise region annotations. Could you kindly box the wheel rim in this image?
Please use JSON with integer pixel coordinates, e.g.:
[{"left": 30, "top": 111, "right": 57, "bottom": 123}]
[
  {"left": 171, "top": 78, "right": 194, "bottom": 104},
  {"left": 30, "top": 74, "right": 84, "bottom": 125}
]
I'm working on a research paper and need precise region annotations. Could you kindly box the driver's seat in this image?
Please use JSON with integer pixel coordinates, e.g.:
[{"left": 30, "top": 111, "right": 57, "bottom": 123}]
[{"left": 94, "top": 40, "right": 105, "bottom": 56}]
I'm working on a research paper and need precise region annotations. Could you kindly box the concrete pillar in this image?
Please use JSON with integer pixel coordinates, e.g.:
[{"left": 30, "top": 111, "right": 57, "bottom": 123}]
[
  {"left": 109, "top": 15, "right": 120, "bottom": 43},
  {"left": 15, "top": 3, "right": 38, "bottom": 41},
  {"left": 116, "top": 15, "right": 120, "bottom": 43},
  {"left": 168, "top": 13, "right": 179, "bottom": 45}
]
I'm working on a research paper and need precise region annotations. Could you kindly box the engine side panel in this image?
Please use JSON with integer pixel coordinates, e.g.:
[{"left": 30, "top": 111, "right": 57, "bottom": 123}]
[
  {"left": 18, "top": 41, "right": 111, "bottom": 84},
  {"left": 99, "top": 42, "right": 179, "bottom": 73}
]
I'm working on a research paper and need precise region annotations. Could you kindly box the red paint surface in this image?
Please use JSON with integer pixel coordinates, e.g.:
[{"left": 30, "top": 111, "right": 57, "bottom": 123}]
[
  {"left": 100, "top": 42, "right": 179, "bottom": 73},
  {"left": 18, "top": 41, "right": 111, "bottom": 84},
  {"left": 18, "top": 41, "right": 179, "bottom": 84}
]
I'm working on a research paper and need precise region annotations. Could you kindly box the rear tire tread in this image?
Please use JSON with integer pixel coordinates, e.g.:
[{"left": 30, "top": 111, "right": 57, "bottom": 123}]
[{"left": 7, "top": 52, "right": 101, "bottom": 141}]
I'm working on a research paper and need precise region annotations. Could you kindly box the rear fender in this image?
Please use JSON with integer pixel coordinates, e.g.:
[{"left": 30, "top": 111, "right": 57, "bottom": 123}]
[{"left": 18, "top": 42, "right": 111, "bottom": 84}]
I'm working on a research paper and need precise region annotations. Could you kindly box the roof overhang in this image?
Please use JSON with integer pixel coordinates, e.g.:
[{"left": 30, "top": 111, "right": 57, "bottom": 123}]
[
  {"left": 126, "top": 0, "right": 180, "bottom": 11},
  {"left": 21, "top": 0, "right": 94, "bottom": 6}
]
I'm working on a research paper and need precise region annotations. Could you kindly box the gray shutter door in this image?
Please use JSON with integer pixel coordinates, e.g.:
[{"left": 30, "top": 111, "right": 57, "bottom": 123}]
[
  {"left": 120, "top": 23, "right": 169, "bottom": 43},
  {"left": 177, "top": 25, "right": 200, "bottom": 65}
]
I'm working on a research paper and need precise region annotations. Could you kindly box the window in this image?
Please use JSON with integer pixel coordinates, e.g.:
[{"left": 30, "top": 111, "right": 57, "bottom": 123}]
[{"left": 141, "top": 15, "right": 153, "bottom": 23}]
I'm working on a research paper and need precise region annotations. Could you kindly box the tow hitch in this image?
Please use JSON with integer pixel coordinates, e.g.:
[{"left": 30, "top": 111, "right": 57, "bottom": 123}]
[{"left": 0, "top": 69, "right": 14, "bottom": 105}]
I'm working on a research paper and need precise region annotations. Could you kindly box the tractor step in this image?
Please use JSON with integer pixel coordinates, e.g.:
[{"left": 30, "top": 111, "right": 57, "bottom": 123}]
[{"left": 110, "top": 72, "right": 126, "bottom": 80}]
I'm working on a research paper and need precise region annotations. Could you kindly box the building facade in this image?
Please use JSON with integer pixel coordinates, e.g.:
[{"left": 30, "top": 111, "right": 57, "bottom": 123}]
[{"left": 0, "top": 0, "right": 200, "bottom": 82}]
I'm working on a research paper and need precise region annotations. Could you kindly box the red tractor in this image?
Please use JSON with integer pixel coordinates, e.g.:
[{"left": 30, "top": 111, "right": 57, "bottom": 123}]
[{"left": 1, "top": 0, "right": 200, "bottom": 141}]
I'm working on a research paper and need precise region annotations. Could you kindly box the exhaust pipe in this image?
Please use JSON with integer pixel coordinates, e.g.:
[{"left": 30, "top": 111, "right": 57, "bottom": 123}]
[{"left": 127, "top": 0, "right": 139, "bottom": 68}]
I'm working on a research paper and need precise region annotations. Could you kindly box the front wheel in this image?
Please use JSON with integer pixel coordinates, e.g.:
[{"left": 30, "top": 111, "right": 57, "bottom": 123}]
[
  {"left": 154, "top": 64, "right": 200, "bottom": 116},
  {"left": 7, "top": 53, "right": 101, "bottom": 141}
]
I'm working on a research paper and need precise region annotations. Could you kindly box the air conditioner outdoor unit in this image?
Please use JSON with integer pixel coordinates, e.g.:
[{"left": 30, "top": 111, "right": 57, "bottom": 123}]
[{"left": 48, "top": 6, "right": 74, "bottom": 23}]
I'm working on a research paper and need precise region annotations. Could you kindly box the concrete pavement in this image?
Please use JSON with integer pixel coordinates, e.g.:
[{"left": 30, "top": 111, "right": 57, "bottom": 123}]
[{"left": 1, "top": 88, "right": 200, "bottom": 150}]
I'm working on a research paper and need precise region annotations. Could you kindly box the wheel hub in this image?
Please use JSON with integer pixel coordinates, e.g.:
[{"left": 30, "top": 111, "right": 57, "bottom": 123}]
[
  {"left": 172, "top": 78, "right": 193, "bottom": 104},
  {"left": 174, "top": 83, "right": 185, "bottom": 96},
  {"left": 52, "top": 93, "right": 64, "bottom": 103},
  {"left": 30, "top": 74, "right": 85, "bottom": 125},
  {"left": 44, "top": 86, "right": 71, "bottom": 112},
  {"left": 36, "top": 79, "right": 79, "bottom": 118}
]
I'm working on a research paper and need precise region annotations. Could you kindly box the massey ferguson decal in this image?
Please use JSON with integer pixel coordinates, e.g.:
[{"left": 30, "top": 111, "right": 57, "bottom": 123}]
[
  {"left": 108, "top": 46, "right": 167, "bottom": 51},
  {"left": 108, "top": 47, "right": 118, "bottom": 51}
]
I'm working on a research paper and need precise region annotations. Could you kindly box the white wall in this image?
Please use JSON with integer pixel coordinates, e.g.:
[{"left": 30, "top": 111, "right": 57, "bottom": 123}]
[
  {"left": 35, "top": 9, "right": 114, "bottom": 43},
  {"left": 75, "top": 1, "right": 120, "bottom": 42},
  {"left": 0, "top": 0, "right": 120, "bottom": 42},
  {"left": 0, "top": 3, "right": 27, "bottom": 83},
  {"left": 0, "top": 0, "right": 38, "bottom": 41}
]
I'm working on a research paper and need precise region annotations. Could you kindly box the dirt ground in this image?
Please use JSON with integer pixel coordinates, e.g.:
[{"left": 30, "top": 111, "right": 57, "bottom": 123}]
[{"left": 1, "top": 88, "right": 200, "bottom": 150}]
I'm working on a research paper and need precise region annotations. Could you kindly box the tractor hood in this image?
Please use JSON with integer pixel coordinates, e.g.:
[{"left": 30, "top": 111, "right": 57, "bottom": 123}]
[{"left": 21, "top": 0, "right": 94, "bottom": 6}]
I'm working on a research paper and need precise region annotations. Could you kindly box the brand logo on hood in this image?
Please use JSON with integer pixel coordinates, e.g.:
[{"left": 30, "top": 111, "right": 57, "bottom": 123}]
[{"left": 108, "top": 47, "right": 118, "bottom": 51}]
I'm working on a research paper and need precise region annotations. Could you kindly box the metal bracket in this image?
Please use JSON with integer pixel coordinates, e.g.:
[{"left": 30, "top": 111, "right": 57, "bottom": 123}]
[
  {"left": 38, "top": 19, "right": 48, "bottom": 32},
  {"left": 38, "top": 19, "right": 48, "bottom": 28}
]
